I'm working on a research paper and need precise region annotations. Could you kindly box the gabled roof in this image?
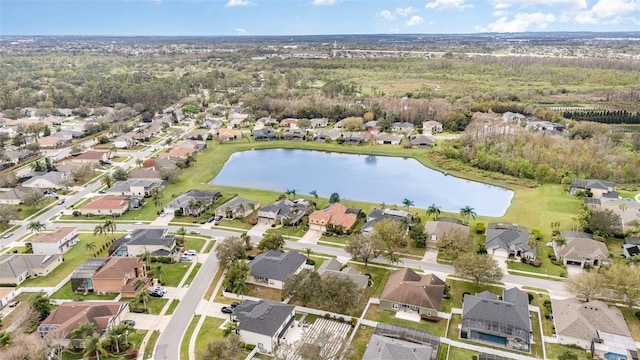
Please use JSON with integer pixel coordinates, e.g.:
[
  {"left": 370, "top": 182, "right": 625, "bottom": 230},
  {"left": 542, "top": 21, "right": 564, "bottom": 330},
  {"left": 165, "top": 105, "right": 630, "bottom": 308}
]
[
  {"left": 380, "top": 268, "right": 445, "bottom": 310},
  {"left": 424, "top": 219, "right": 469, "bottom": 240},
  {"left": 80, "top": 195, "right": 129, "bottom": 211},
  {"left": 108, "top": 180, "right": 165, "bottom": 193},
  {"left": 309, "top": 202, "right": 359, "bottom": 229},
  {"left": 73, "top": 150, "right": 108, "bottom": 160},
  {"left": 362, "top": 334, "right": 433, "bottom": 360},
  {"left": 215, "top": 196, "right": 258, "bottom": 213},
  {"left": 92, "top": 257, "right": 144, "bottom": 280},
  {"left": 37, "top": 136, "right": 68, "bottom": 146},
  {"left": 124, "top": 228, "right": 175, "bottom": 247},
  {"left": 249, "top": 250, "right": 306, "bottom": 281},
  {"left": 259, "top": 199, "right": 311, "bottom": 219},
  {"left": 571, "top": 178, "right": 616, "bottom": 190},
  {"left": 40, "top": 302, "right": 128, "bottom": 339},
  {"left": 23, "top": 171, "right": 65, "bottom": 187},
  {"left": 235, "top": 300, "right": 294, "bottom": 336},
  {"left": 485, "top": 223, "right": 534, "bottom": 256},
  {"left": 462, "top": 287, "right": 530, "bottom": 337},
  {"left": 0, "top": 254, "right": 60, "bottom": 278},
  {"left": 165, "top": 189, "right": 221, "bottom": 210},
  {"left": 317, "top": 258, "right": 369, "bottom": 289},
  {"left": 552, "top": 299, "right": 632, "bottom": 341},
  {"left": 556, "top": 231, "right": 609, "bottom": 261},
  {"left": 30, "top": 227, "right": 77, "bottom": 244},
  {"left": 0, "top": 186, "right": 32, "bottom": 201},
  {"left": 128, "top": 167, "right": 163, "bottom": 180}
]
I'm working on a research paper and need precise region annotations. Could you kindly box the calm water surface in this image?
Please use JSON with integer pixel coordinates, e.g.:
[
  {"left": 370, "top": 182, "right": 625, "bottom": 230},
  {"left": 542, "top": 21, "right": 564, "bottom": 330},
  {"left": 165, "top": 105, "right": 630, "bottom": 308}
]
[{"left": 210, "top": 149, "right": 513, "bottom": 217}]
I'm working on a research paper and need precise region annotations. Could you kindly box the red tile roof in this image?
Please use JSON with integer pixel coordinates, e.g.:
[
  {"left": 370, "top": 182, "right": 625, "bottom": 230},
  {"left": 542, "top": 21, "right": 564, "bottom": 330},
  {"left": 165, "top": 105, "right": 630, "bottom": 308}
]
[
  {"left": 80, "top": 196, "right": 129, "bottom": 211},
  {"left": 309, "top": 202, "right": 358, "bottom": 229}
]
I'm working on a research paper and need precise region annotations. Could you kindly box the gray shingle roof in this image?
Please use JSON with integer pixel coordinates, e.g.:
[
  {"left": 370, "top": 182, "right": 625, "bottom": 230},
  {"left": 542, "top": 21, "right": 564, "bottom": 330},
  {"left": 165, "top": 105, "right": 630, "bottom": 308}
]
[
  {"left": 235, "top": 300, "right": 294, "bottom": 336},
  {"left": 571, "top": 178, "right": 616, "bottom": 190},
  {"left": 485, "top": 223, "right": 535, "bottom": 257},
  {"left": 0, "top": 254, "right": 60, "bottom": 278},
  {"left": 362, "top": 334, "right": 433, "bottom": 360},
  {"left": 119, "top": 229, "right": 175, "bottom": 247},
  {"left": 249, "top": 250, "right": 306, "bottom": 281},
  {"left": 552, "top": 299, "right": 632, "bottom": 341}
]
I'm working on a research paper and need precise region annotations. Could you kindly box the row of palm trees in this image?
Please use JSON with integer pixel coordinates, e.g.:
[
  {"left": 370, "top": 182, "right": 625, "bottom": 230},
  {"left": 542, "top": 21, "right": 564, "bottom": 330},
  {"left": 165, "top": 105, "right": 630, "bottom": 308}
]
[
  {"left": 70, "top": 321, "right": 134, "bottom": 360},
  {"left": 425, "top": 203, "right": 477, "bottom": 225}
]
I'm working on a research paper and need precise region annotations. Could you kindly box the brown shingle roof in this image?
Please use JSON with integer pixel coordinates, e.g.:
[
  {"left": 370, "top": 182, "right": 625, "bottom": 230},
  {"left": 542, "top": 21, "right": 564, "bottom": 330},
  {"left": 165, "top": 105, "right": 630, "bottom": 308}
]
[
  {"left": 73, "top": 150, "right": 108, "bottom": 160},
  {"left": 80, "top": 196, "right": 129, "bottom": 211},
  {"left": 92, "top": 257, "right": 144, "bottom": 280},
  {"left": 308, "top": 203, "right": 358, "bottom": 229},
  {"left": 553, "top": 299, "right": 632, "bottom": 341},
  {"left": 41, "top": 302, "right": 127, "bottom": 339},
  {"left": 380, "top": 268, "right": 445, "bottom": 311},
  {"left": 30, "top": 227, "right": 76, "bottom": 243}
]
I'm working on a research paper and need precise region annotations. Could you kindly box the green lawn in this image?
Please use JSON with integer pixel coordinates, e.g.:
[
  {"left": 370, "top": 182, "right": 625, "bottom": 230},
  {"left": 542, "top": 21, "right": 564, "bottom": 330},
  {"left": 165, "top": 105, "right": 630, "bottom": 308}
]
[
  {"left": 165, "top": 299, "right": 179, "bottom": 315},
  {"left": 51, "top": 281, "right": 119, "bottom": 300},
  {"left": 265, "top": 222, "right": 308, "bottom": 238},
  {"left": 154, "top": 261, "right": 191, "bottom": 287},
  {"left": 365, "top": 304, "right": 448, "bottom": 336},
  {"left": 203, "top": 240, "right": 216, "bottom": 253},
  {"left": 346, "top": 325, "right": 375, "bottom": 360},
  {"left": 184, "top": 263, "right": 202, "bottom": 286},
  {"left": 146, "top": 297, "right": 168, "bottom": 315},
  {"left": 620, "top": 307, "right": 640, "bottom": 341},
  {"left": 184, "top": 237, "right": 206, "bottom": 252},
  {"left": 546, "top": 343, "right": 590, "bottom": 360},
  {"left": 17, "top": 197, "right": 57, "bottom": 220},
  {"left": 446, "top": 346, "right": 478, "bottom": 360},
  {"left": 144, "top": 330, "right": 161, "bottom": 359},
  {"left": 347, "top": 263, "right": 391, "bottom": 297},
  {"left": 441, "top": 279, "right": 504, "bottom": 313},
  {"left": 20, "top": 233, "right": 115, "bottom": 287},
  {"left": 529, "top": 292, "right": 555, "bottom": 337},
  {"left": 195, "top": 317, "right": 233, "bottom": 360},
  {"left": 180, "top": 315, "right": 200, "bottom": 360}
]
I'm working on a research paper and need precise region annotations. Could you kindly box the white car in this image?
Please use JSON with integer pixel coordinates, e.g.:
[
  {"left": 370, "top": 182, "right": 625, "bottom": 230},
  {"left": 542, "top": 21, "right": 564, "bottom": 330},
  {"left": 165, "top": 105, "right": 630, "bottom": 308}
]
[
  {"left": 188, "top": 230, "right": 200, "bottom": 234},
  {"left": 179, "top": 255, "right": 193, "bottom": 262},
  {"left": 184, "top": 250, "right": 197, "bottom": 256}
]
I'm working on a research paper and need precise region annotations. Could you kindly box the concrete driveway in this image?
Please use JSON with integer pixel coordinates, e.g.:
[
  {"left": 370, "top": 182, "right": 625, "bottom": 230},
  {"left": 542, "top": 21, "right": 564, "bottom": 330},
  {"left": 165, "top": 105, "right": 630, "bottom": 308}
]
[
  {"left": 247, "top": 222, "right": 271, "bottom": 237},
  {"left": 299, "top": 229, "right": 322, "bottom": 244}
]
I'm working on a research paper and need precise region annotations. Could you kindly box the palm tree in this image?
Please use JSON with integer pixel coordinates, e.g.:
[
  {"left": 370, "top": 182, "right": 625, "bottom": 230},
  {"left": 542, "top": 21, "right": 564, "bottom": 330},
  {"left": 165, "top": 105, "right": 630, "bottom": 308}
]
[
  {"left": 83, "top": 333, "right": 107, "bottom": 360},
  {"left": 427, "top": 203, "right": 441, "bottom": 220},
  {"left": 134, "top": 290, "right": 150, "bottom": 311},
  {"left": 109, "top": 144, "right": 117, "bottom": 159},
  {"left": 285, "top": 189, "right": 294, "bottom": 199},
  {"left": 135, "top": 158, "right": 143, "bottom": 167},
  {"left": 70, "top": 322, "right": 96, "bottom": 350},
  {"left": 93, "top": 224, "right": 104, "bottom": 236},
  {"left": 383, "top": 248, "right": 401, "bottom": 268},
  {"left": 84, "top": 241, "right": 97, "bottom": 255},
  {"left": 187, "top": 199, "right": 202, "bottom": 217},
  {"left": 102, "top": 174, "right": 114, "bottom": 189},
  {"left": 402, "top": 198, "right": 414, "bottom": 209},
  {"left": 304, "top": 247, "right": 312, "bottom": 259},
  {"left": 177, "top": 227, "right": 186, "bottom": 247},
  {"left": 309, "top": 190, "right": 318, "bottom": 199},
  {"left": 27, "top": 220, "right": 46, "bottom": 233},
  {"left": 150, "top": 188, "right": 163, "bottom": 209},
  {"left": 107, "top": 323, "right": 132, "bottom": 353},
  {"left": 153, "top": 265, "right": 164, "bottom": 284},
  {"left": 459, "top": 205, "right": 476, "bottom": 225},
  {"left": 103, "top": 220, "right": 116, "bottom": 234}
]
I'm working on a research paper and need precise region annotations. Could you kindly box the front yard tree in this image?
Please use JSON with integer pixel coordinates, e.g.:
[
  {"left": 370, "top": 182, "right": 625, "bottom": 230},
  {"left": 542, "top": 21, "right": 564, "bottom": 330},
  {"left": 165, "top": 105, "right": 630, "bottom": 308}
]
[
  {"left": 437, "top": 228, "right": 472, "bottom": 258},
  {"left": 215, "top": 236, "right": 246, "bottom": 268},
  {"left": 566, "top": 271, "right": 603, "bottom": 301},
  {"left": 223, "top": 260, "right": 250, "bottom": 296},
  {"left": 402, "top": 198, "right": 414, "bottom": 209},
  {"left": 257, "top": 233, "right": 285, "bottom": 252},
  {"left": 83, "top": 333, "right": 107, "bottom": 360},
  {"left": 29, "top": 292, "right": 51, "bottom": 322},
  {"left": 282, "top": 269, "right": 322, "bottom": 307},
  {"left": 602, "top": 262, "right": 640, "bottom": 308},
  {"left": 27, "top": 220, "right": 46, "bottom": 233},
  {"left": 345, "top": 233, "right": 384, "bottom": 267},
  {"left": 372, "top": 218, "right": 407, "bottom": 247},
  {"left": 329, "top": 192, "right": 340, "bottom": 203},
  {"left": 409, "top": 225, "right": 427, "bottom": 248},
  {"left": 203, "top": 334, "right": 244, "bottom": 360},
  {"left": 322, "top": 275, "right": 362, "bottom": 314},
  {"left": 0, "top": 205, "right": 18, "bottom": 227},
  {"left": 454, "top": 253, "right": 503, "bottom": 286},
  {"left": 586, "top": 209, "right": 623, "bottom": 237},
  {"left": 112, "top": 167, "right": 128, "bottom": 181},
  {"left": 22, "top": 190, "right": 45, "bottom": 208}
]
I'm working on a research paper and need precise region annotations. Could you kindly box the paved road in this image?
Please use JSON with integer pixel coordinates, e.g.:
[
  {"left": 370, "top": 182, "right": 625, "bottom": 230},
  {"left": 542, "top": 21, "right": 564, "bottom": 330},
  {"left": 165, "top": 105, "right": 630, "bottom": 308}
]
[{"left": 154, "top": 240, "right": 221, "bottom": 360}]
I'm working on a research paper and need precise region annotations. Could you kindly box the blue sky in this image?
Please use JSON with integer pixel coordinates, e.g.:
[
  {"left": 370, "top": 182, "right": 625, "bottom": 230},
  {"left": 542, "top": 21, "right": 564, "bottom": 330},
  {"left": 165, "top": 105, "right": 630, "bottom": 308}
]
[{"left": 1, "top": 0, "right": 639, "bottom": 36}]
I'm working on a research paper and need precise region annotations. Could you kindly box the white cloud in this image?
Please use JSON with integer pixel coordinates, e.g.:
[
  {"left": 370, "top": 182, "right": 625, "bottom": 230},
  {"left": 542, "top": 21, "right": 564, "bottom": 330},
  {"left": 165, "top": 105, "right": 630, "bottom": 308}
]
[
  {"left": 425, "top": 0, "right": 473, "bottom": 10},
  {"left": 225, "top": 0, "right": 253, "bottom": 7},
  {"left": 493, "top": 10, "right": 508, "bottom": 16},
  {"left": 575, "top": 0, "right": 640, "bottom": 24},
  {"left": 396, "top": 6, "right": 414, "bottom": 16},
  {"left": 378, "top": 10, "right": 396, "bottom": 20},
  {"left": 490, "top": 0, "right": 587, "bottom": 10},
  {"left": 313, "top": 0, "right": 337, "bottom": 5},
  {"left": 405, "top": 15, "right": 424, "bottom": 26},
  {"left": 486, "top": 12, "right": 556, "bottom": 32},
  {"left": 235, "top": 28, "right": 248, "bottom": 34}
]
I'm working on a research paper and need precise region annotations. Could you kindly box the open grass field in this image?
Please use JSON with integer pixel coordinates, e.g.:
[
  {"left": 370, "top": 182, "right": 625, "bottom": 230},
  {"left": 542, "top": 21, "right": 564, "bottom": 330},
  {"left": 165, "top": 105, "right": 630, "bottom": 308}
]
[{"left": 20, "top": 233, "right": 115, "bottom": 287}]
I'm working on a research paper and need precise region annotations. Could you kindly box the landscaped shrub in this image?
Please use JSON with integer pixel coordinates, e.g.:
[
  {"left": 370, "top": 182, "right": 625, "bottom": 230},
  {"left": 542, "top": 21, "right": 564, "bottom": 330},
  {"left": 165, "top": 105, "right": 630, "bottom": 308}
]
[
  {"left": 475, "top": 222, "right": 485, "bottom": 234},
  {"left": 527, "top": 293, "right": 534, "bottom": 304},
  {"left": 174, "top": 209, "right": 183, "bottom": 217},
  {"left": 245, "top": 344, "right": 256, "bottom": 351},
  {"left": 306, "top": 259, "right": 315, "bottom": 266},
  {"left": 72, "top": 210, "right": 81, "bottom": 217},
  {"left": 530, "top": 260, "right": 542, "bottom": 267},
  {"left": 531, "top": 229, "right": 542, "bottom": 240},
  {"left": 635, "top": 310, "right": 640, "bottom": 320},
  {"left": 151, "top": 256, "right": 174, "bottom": 264}
]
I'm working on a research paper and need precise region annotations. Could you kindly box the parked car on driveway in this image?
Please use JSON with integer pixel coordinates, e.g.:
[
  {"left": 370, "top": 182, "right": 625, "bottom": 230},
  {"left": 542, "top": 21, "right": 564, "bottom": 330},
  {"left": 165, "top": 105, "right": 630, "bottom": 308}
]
[
  {"left": 148, "top": 290, "right": 164, "bottom": 298},
  {"left": 179, "top": 255, "right": 193, "bottom": 262},
  {"left": 221, "top": 307, "right": 234, "bottom": 314},
  {"left": 184, "top": 250, "right": 197, "bottom": 256},
  {"left": 123, "top": 319, "right": 136, "bottom": 326}
]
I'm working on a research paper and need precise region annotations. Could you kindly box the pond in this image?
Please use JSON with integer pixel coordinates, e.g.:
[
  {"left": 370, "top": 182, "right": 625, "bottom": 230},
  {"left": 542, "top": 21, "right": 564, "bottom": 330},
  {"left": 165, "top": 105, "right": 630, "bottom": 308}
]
[{"left": 209, "top": 149, "right": 513, "bottom": 217}]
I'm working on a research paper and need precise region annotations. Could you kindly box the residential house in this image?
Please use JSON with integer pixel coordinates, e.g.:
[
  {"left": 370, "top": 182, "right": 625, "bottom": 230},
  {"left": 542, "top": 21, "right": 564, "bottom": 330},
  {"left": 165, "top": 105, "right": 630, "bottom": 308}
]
[
  {"left": 80, "top": 195, "right": 130, "bottom": 216},
  {"left": 552, "top": 298, "right": 634, "bottom": 352},
  {"left": 248, "top": 250, "right": 307, "bottom": 289},
  {"left": 228, "top": 110, "right": 250, "bottom": 128},
  {"left": 50, "top": 129, "right": 83, "bottom": 141},
  {"left": 362, "top": 208, "right": 413, "bottom": 234},
  {"left": 37, "top": 136, "right": 70, "bottom": 149},
  {"left": 362, "top": 333, "right": 437, "bottom": 360},
  {"left": 485, "top": 223, "right": 536, "bottom": 261},
  {"left": 127, "top": 167, "right": 164, "bottom": 181},
  {"left": 379, "top": 268, "right": 445, "bottom": 321},
  {"left": 422, "top": 121, "right": 443, "bottom": 134},
  {"left": 253, "top": 128, "right": 277, "bottom": 141},
  {"left": 110, "top": 228, "right": 176, "bottom": 257},
  {"left": 375, "top": 133, "right": 402, "bottom": 145},
  {"left": 0, "top": 186, "right": 32, "bottom": 205},
  {"left": 113, "top": 134, "right": 138, "bottom": 149},
  {"left": 313, "top": 129, "right": 341, "bottom": 142},
  {"left": 591, "top": 331, "right": 638, "bottom": 360},
  {"left": 554, "top": 231, "right": 610, "bottom": 268},
  {"left": 281, "top": 128, "right": 305, "bottom": 141},
  {"left": 570, "top": 178, "right": 616, "bottom": 199},
  {"left": 217, "top": 128, "right": 243, "bottom": 141},
  {"left": 257, "top": 199, "right": 313, "bottom": 225},
  {"left": 173, "top": 139, "right": 206, "bottom": 152},
  {"left": 424, "top": 218, "right": 469, "bottom": 249},
  {"left": 30, "top": 227, "right": 78, "bottom": 256},
  {"left": 92, "top": 257, "right": 148, "bottom": 297},
  {"left": 150, "top": 156, "right": 183, "bottom": 170},
  {"left": 22, "top": 171, "right": 66, "bottom": 190},
  {"left": 391, "top": 122, "right": 414, "bottom": 133},
  {"left": 159, "top": 147, "right": 194, "bottom": 159},
  {"left": 69, "top": 150, "right": 109, "bottom": 165},
  {"left": 624, "top": 236, "right": 640, "bottom": 259},
  {"left": 55, "top": 162, "right": 84, "bottom": 178},
  {"left": 254, "top": 117, "right": 277, "bottom": 129},
  {"left": 363, "top": 120, "right": 378, "bottom": 130},
  {"left": 410, "top": 134, "right": 436, "bottom": 148},
  {"left": 215, "top": 197, "right": 259, "bottom": 219},
  {"left": 461, "top": 288, "right": 531, "bottom": 352},
  {"left": 309, "top": 118, "right": 328, "bottom": 128},
  {"left": 203, "top": 117, "right": 223, "bottom": 130},
  {"left": 308, "top": 202, "right": 360, "bottom": 233},
  {"left": 0, "top": 254, "right": 62, "bottom": 284},
  {"left": 233, "top": 300, "right": 295, "bottom": 353},
  {"left": 184, "top": 129, "right": 210, "bottom": 141},
  {"left": 106, "top": 180, "right": 166, "bottom": 197},
  {"left": 587, "top": 197, "right": 640, "bottom": 233},
  {"left": 164, "top": 189, "right": 222, "bottom": 217},
  {"left": 317, "top": 258, "right": 369, "bottom": 289},
  {"left": 280, "top": 118, "right": 298, "bottom": 128},
  {"left": 71, "top": 258, "right": 109, "bottom": 292},
  {"left": 502, "top": 112, "right": 526, "bottom": 122},
  {"left": 4, "top": 150, "right": 31, "bottom": 165},
  {"left": 37, "top": 302, "right": 129, "bottom": 346},
  {"left": 343, "top": 132, "right": 365, "bottom": 145}
]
